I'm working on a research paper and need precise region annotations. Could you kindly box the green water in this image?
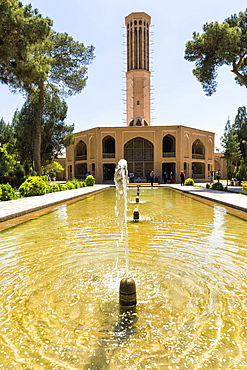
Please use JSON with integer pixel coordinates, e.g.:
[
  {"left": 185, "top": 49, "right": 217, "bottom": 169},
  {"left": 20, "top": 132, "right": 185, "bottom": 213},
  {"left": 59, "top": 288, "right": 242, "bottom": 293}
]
[{"left": 0, "top": 187, "right": 247, "bottom": 369}]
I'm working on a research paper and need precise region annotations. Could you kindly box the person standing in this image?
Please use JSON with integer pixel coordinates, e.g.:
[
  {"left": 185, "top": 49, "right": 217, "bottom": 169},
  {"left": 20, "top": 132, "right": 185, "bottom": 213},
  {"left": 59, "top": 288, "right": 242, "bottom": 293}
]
[
  {"left": 150, "top": 171, "right": 155, "bottom": 187},
  {"left": 163, "top": 171, "right": 168, "bottom": 184},
  {"left": 180, "top": 171, "right": 185, "bottom": 186},
  {"left": 129, "top": 172, "right": 134, "bottom": 183},
  {"left": 216, "top": 169, "right": 221, "bottom": 182},
  {"left": 170, "top": 171, "right": 174, "bottom": 183}
]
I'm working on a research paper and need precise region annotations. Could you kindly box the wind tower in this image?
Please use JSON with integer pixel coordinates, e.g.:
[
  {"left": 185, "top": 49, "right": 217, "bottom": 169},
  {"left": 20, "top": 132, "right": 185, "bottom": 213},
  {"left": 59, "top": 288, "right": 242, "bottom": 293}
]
[{"left": 125, "top": 12, "right": 151, "bottom": 127}]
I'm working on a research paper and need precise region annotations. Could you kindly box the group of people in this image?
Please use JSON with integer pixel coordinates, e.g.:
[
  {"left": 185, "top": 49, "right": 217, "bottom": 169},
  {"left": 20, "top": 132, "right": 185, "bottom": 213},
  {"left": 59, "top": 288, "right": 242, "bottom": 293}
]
[
  {"left": 209, "top": 170, "right": 221, "bottom": 183},
  {"left": 129, "top": 171, "right": 161, "bottom": 186},
  {"left": 129, "top": 169, "right": 222, "bottom": 185},
  {"left": 163, "top": 171, "right": 175, "bottom": 184}
]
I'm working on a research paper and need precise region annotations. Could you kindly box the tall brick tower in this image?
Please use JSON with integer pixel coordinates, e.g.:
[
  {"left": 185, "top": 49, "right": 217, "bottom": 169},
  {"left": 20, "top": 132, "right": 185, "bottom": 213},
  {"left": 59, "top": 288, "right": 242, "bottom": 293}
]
[{"left": 125, "top": 12, "right": 151, "bottom": 127}]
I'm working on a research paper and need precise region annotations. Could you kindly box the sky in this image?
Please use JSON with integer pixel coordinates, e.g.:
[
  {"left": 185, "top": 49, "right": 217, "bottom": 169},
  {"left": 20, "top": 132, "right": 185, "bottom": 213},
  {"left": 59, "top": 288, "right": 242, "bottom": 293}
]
[{"left": 1, "top": 0, "right": 247, "bottom": 150}]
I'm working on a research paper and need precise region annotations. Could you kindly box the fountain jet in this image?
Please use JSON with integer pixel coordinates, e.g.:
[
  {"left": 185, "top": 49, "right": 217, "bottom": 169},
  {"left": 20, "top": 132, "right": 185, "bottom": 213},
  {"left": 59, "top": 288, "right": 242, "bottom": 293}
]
[{"left": 114, "top": 159, "right": 137, "bottom": 307}]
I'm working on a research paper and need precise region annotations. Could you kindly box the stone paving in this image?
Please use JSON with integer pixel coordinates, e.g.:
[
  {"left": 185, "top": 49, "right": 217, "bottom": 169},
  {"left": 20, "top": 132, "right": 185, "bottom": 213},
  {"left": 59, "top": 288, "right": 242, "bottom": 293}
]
[
  {"left": 0, "top": 185, "right": 110, "bottom": 224},
  {"left": 168, "top": 183, "right": 247, "bottom": 215}
]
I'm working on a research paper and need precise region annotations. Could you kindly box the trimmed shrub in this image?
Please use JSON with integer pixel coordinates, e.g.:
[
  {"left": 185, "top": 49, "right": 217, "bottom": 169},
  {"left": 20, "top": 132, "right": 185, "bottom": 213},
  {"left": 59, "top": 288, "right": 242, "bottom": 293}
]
[
  {"left": 242, "top": 183, "right": 247, "bottom": 194},
  {"left": 70, "top": 179, "right": 81, "bottom": 188},
  {"left": 46, "top": 184, "right": 60, "bottom": 193},
  {"left": 206, "top": 183, "right": 210, "bottom": 189},
  {"left": 0, "top": 183, "right": 17, "bottom": 201},
  {"left": 18, "top": 176, "right": 47, "bottom": 197},
  {"left": 42, "top": 175, "right": 49, "bottom": 184},
  {"left": 211, "top": 182, "right": 224, "bottom": 191},
  {"left": 58, "top": 184, "right": 68, "bottom": 191},
  {"left": 85, "top": 175, "right": 95, "bottom": 186},
  {"left": 80, "top": 181, "right": 86, "bottom": 188},
  {"left": 184, "top": 178, "right": 195, "bottom": 186},
  {"left": 65, "top": 181, "right": 76, "bottom": 190}
]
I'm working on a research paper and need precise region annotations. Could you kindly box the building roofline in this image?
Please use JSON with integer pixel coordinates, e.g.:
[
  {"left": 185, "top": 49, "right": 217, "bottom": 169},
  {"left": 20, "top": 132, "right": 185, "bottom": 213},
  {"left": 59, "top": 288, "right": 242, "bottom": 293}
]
[
  {"left": 125, "top": 12, "right": 151, "bottom": 25},
  {"left": 74, "top": 125, "right": 215, "bottom": 136}
]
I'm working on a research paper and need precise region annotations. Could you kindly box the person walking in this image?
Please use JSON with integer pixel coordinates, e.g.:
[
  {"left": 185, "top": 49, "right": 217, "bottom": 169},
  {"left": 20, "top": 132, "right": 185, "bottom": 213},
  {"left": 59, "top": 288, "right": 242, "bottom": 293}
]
[{"left": 210, "top": 170, "right": 214, "bottom": 183}]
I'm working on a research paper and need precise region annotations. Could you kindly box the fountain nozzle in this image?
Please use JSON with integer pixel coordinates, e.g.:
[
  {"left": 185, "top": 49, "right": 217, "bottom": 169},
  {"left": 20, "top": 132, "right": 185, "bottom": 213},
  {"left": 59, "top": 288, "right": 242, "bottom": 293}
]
[
  {"left": 119, "top": 277, "right": 137, "bottom": 306},
  {"left": 133, "top": 208, "right": 139, "bottom": 221}
]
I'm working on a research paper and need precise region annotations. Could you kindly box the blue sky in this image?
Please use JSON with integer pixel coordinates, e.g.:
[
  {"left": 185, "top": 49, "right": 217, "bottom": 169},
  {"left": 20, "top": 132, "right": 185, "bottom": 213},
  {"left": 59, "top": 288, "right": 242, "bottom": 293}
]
[{"left": 1, "top": 0, "right": 247, "bottom": 149}]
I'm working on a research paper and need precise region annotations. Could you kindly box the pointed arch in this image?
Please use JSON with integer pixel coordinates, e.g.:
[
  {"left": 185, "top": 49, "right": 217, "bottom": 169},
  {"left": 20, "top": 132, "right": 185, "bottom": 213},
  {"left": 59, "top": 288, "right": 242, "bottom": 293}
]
[
  {"left": 162, "top": 134, "right": 176, "bottom": 157},
  {"left": 192, "top": 139, "right": 205, "bottom": 159},
  {"left": 208, "top": 138, "right": 213, "bottom": 160},
  {"left": 89, "top": 135, "right": 95, "bottom": 159},
  {"left": 124, "top": 137, "right": 154, "bottom": 177},
  {"left": 75, "top": 140, "right": 87, "bottom": 160},
  {"left": 102, "top": 135, "right": 115, "bottom": 158},
  {"left": 183, "top": 134, "right": 190, "bottom": 158}
]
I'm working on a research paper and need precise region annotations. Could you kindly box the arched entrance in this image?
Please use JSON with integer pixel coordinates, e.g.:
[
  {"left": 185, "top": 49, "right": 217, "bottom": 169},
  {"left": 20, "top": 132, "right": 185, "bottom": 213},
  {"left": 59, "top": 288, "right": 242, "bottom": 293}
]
[
  {"left": 162, "top": 163, "right": 176, "bottom": 182},
  {"left": 124, "top": 137, "right": 154, "bottom": 179},
  {"left": 103, "top": 163, "right": 115, "bottom": 182}
]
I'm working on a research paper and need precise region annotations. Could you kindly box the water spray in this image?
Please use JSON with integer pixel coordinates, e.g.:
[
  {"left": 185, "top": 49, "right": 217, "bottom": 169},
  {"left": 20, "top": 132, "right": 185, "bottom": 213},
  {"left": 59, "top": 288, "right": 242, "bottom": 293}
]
[{"left": 114, "top": 159, "right": 137, "bottom": 307}]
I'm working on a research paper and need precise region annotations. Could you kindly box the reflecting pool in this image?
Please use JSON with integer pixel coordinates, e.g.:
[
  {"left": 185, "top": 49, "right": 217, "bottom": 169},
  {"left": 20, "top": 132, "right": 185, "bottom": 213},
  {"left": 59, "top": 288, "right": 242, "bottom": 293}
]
[{"left": 0, "top": 187, "right": 247, "bottom": 369}]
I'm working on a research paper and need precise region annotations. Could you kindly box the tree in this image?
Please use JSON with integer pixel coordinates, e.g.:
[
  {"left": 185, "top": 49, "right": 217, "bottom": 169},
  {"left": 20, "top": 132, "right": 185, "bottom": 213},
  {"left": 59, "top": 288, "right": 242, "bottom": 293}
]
[
  {"left": 232, "top": 106, "right": 247, "bottom": 165},
  {"left": 0, "top": 0, "right": 53, "bottom": 175},
  {"left": 31, "top": 31, "right": 94, "bottom": 175},
  {"left": 221, "top": 117, "right": 241, "bottom": 183},
  {"left": 0, "top": 0, "right": 53, "bottom": 90},
  {"left": 184, "top": 9, "right": 247, "bottom": 95},
  {"left": 12, "top": 89, "right": 74, "bottom": 168},
  {"left": 1, "top": 1, "right": 95, "bottom": 175},
  {"left": 0, "top": 118, "right": 16, "bottom": 176},
  {"left": 44, "top": 161, "right": 64, "bottom": 178}
]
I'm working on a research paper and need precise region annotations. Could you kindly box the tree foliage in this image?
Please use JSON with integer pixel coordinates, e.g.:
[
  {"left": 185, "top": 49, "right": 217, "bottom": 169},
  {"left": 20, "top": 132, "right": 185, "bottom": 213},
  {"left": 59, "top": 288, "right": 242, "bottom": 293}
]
[
  {"left": 0, "top": 0, "right": 95, "bottom": 175},
  {"left": 221, "top": 110, "right": 247, "bottom": 181},
  {"left": 0, "top": 118, "right": 16, "bottom": 175},
  {"left": 184, "top": 9, "right": 247, "bottom": 95},
  {"left": 12, "top": 89, "right": 74, "bottom": 167},
  {"left": 232, "top": 106, "right": 247, "bottom": 165},
  {"left": 0, "top": 0, "right": 53, "bottom": 91},
  {"left": 221, "top": 118, "right": 241, "bottom": 165}
]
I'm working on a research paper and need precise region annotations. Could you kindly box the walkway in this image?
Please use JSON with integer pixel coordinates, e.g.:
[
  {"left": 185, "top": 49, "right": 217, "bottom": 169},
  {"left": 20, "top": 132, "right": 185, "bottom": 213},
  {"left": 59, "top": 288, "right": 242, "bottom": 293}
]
[
  {"left": 0, "top": 185, "right": 110, "bottom": 231},
  {"left": 168, "top": 183, "right": 247, "bottom": 218}
]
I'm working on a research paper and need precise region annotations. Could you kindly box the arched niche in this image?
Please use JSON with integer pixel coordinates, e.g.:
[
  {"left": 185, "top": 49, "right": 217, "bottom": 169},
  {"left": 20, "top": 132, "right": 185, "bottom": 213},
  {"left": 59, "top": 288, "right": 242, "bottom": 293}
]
[
  {"left": 208, "top": 138, "right": 213, "bottom": 159},
  {"left": 102, "top": 135, "right": 115, "bottom": 158},
  {"left": 184, "top": 134, "right": 190, "bottom": 158},
  {"left": 162, "top": 134, "right": 176, "bottom": 157},
  {"left": 75, "top": 140, "right": 87, "bottom": 160},
  {"left": 192, "top": 139, "right": 205, "bottom": 159},
  {"left": 89, "top": 135, "right": 95, "bottom": 159}
]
